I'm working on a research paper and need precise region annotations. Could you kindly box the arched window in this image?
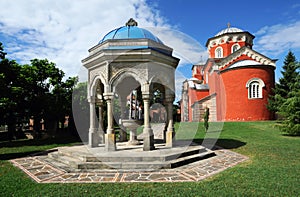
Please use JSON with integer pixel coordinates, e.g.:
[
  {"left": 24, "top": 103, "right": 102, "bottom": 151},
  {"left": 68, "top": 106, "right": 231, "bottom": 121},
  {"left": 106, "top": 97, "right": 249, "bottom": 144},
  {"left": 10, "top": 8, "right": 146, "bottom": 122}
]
[
  {"left": 215, "top": 47, "right": 223, "bottom": 58},
  {"left": 231, "top": 44, "right": 240, "bottom": 53},
  {"left": 246, "top": 78, "right": 265, "bottom": 99}
]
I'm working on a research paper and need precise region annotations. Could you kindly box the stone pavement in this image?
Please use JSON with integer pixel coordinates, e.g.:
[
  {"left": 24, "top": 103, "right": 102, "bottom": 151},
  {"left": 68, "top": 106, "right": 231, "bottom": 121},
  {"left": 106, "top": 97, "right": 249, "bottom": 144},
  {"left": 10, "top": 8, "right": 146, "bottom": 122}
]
[{"left": 10, "top": 147, "right": 248, "bottom": 183}]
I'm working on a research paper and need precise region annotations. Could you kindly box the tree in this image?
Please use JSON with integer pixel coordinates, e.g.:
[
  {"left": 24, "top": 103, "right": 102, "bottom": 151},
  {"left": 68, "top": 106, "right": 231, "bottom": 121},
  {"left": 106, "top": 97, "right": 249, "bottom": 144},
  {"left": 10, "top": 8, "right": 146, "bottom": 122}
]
[
  {"left": 277, "top": 63, "right": 300, "bottom": 135},
  {"left": 268, "top": 51, "right": 300, "bottom": 135},
  {"left": 268, "top": 51, "right": 298, "bottom": 112},
  {"left": 203, "top": 107, "right": 209, "bottom": 132},
  {"left": 0, "top": 44, "right": 78, "bottom": 139},
  {"left": 0, "top": 57, "right": 23, "bottom": 139},
  {"left": 0, "top": 42, "right": 7, "bottom": 59}
]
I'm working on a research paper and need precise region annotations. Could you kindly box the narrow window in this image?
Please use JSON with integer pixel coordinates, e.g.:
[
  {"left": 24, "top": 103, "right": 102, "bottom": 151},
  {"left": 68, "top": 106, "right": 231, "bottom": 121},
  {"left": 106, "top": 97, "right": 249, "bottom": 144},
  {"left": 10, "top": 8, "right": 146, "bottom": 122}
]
[{"left": 215, "top": 47, "right": 223, "bottom": 58}]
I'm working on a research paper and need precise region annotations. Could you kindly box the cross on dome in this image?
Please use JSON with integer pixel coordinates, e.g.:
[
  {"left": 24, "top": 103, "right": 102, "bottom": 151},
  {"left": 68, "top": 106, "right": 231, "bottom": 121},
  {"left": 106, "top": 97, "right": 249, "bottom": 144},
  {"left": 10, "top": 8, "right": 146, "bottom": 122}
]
[{"left": 126, "top": 18, "right": 138, "bottom": 26}]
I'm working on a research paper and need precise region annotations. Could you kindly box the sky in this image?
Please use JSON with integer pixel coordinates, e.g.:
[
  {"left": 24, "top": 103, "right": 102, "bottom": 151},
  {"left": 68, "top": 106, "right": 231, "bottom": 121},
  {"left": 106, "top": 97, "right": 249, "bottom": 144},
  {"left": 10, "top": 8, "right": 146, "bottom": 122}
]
[{"left": 1, "top": 0, "right": 300, "bottom": 101}]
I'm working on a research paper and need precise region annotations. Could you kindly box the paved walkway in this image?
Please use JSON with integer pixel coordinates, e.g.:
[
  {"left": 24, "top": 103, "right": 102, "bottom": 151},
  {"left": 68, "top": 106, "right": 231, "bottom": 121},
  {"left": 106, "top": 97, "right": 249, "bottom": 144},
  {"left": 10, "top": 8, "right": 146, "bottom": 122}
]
[{"left": 10, "top": 147, "right": 248, "bottom": 183}]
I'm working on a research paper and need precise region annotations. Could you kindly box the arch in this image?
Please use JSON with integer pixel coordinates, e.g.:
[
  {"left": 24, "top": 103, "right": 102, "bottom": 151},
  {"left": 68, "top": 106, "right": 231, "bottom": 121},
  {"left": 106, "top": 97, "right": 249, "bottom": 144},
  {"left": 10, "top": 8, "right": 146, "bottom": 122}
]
[
  {"left": 246, "top": 78, "right": 265, "bottom": 99},
  {"left": 231, "top": 43, "right": 240, "bottom": 53},
  {"left": 110, "top": 69, "right": 146, "bottom": 91},
  {"left": 89, "top": 74, "right": 107, "bottom": 98}
]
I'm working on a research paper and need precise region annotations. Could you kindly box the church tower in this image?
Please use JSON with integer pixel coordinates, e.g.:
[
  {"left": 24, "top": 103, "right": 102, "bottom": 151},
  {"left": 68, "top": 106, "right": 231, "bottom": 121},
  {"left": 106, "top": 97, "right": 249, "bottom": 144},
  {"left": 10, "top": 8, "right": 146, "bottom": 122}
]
[{"left": 181, "top": 25, "right": 276, "bottom": 122}]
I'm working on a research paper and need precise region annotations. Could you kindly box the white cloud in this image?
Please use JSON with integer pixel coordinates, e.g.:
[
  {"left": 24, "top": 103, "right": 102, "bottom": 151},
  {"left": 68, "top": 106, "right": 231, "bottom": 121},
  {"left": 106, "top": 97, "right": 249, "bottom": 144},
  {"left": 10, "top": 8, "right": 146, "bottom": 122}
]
[
  {"left": 0, "top": 0, "right": 205, "bottom": 88},
  {"left": 0, "top": 0, "right": 153, "bottom": 76},
  {"left": 148, "top": 27, "right": 207, "bottom": 66},
  {"left": 255, "top": 21, "right": 300, "bottom": 55}
]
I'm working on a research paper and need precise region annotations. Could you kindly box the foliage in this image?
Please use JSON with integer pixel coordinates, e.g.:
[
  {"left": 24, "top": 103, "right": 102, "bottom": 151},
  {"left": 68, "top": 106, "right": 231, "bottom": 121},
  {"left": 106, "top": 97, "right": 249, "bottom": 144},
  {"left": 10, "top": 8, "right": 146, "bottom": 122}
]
[
  {"left": 0, "top": 122, "right": 299, "bottom": 196},
  {"left": 203, "top": 107, "right": 209, "bottom": 132},
  {"left": 278, "top": 77, "right": 300, "bottom": 135},
  {"left": 268, "top": 51, "right": 298, "bottom": 112},
  {"left": 268, "top": 51, "right": 300, "bottom": 135},
  {"left": 0, "top": 42, "right": 78, "bottom": 139}
]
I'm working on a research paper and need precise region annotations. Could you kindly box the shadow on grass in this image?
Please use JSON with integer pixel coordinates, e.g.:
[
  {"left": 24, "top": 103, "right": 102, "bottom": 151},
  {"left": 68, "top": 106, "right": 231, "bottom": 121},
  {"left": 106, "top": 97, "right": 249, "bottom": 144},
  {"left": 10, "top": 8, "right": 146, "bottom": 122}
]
[
  {"left": 192, "top": 138, "right": 246, "bottom": 150},
  {"left": 0, "top": 136, "right": 82, "bottom": 161},
  {"left": 0, "top": 136, "right": 81, "bottom": 148},
  {"left": 0, "top": 150, "right": 51, "bottom": 160}
]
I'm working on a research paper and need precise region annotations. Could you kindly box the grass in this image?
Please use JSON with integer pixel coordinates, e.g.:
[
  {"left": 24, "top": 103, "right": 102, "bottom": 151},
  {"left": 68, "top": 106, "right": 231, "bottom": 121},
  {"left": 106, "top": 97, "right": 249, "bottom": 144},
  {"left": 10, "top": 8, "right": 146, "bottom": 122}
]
[{"left": 0, "top": 121, "right": 299, "bottom": 196}]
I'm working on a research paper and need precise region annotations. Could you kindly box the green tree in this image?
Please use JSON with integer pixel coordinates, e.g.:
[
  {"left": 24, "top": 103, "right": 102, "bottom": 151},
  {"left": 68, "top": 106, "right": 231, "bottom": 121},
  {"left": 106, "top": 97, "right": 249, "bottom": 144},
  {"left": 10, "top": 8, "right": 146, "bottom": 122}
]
[
  {"left": 268, "top": 51, "right": 298, "bottom": 112},
  {"left": 277, "top": 63, "right": 300, "bottom": 135},
  {"left": 0, "top": 57, "right": 23, "bottom": 139},
  {"left": 0, "top": 44, "right": 78, "bottom": 139},
  {"left": 268, "top": 51, "right": 300, "bottom": 135},
  {"left": 0, "top": 42, "right": 7, "bottom": 59},
  {"left": 204, "top": 107, "right": 209, "bottom": 132}
]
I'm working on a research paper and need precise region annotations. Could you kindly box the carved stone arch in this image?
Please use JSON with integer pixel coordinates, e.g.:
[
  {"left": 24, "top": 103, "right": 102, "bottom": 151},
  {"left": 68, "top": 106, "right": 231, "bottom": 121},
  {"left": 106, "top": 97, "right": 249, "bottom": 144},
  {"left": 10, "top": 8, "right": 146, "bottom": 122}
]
[
  {"left": 149, "top": 74, "right": 173, "bottom": 92},
  {"left": 110, "top": 68, "right": 146, "bottom": 89},
  {"left": 89, "top": 74, "right": 107, "bottom": 98}
]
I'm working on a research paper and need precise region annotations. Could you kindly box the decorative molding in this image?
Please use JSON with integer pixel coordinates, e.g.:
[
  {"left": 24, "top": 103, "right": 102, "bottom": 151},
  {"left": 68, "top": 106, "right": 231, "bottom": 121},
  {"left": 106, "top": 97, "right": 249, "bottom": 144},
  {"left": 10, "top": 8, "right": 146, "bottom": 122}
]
[{"left": 217, "top": 46, "right": 276, "bottom": 69}]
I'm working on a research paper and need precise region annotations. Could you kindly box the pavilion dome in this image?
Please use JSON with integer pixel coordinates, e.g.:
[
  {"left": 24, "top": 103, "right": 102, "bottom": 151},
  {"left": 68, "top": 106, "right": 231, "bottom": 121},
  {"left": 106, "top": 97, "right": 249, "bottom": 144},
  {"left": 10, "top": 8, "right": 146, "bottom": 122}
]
[
  {"left": 99, "top": 18, "right": 163, "bottom": 44},
  {"left": 215, "top": 26, "right": 244, "bottom": 37}
]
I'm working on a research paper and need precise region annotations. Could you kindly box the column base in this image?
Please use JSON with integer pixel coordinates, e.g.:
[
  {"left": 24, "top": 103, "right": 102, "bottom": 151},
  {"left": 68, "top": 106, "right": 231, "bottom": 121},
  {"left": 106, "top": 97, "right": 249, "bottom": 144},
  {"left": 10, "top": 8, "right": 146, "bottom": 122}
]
[
  {"left": 127, "top": 140, "right": 141, "bottom": 146},
  {"left": 89, "top": 128, "right": 100, "bottom": 148},
  {"left": 143, "top": 128, "right": 155, "bottom": 151},
  {"left": 105, "top": 134, "right": 116, "bottom": 151},
  {"left": 166, "top": 130, "right": 175, "bottom": 147}
]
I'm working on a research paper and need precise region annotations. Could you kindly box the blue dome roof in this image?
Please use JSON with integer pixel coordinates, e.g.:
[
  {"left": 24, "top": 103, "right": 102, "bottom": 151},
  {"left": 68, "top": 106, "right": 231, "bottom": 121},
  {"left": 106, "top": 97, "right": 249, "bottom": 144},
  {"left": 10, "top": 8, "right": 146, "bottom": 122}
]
[{"left": 99, "top": 26, "right": 163, "bottom": 44}]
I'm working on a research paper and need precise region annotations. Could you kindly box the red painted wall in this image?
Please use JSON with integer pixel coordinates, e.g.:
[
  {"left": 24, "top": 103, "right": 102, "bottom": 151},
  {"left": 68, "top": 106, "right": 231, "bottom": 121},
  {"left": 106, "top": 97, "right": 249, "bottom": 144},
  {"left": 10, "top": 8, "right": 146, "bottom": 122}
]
[{"left": 220, "top": 66, "right": 275, "bottom": 121}]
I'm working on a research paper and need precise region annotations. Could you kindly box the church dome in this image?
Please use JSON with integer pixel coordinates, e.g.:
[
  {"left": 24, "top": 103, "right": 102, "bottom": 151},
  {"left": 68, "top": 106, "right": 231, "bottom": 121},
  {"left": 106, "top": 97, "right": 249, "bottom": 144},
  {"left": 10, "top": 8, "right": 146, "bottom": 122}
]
[
  {"left": 99, "top": 19, "right": 163, "bottom": 44},
  {"left": 215, "top": 27, "right": 244, "bottom": 37}
]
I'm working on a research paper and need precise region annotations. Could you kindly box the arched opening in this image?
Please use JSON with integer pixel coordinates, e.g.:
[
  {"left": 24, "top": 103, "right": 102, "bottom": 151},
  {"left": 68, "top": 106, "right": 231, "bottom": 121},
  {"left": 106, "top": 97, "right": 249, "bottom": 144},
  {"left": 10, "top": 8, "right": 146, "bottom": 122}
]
[
  {"left": 114, "top": 76, "right": 143, "bottom": 145},
  {"left": 246, "top": 78, "right": 265, "bottom": 99}
]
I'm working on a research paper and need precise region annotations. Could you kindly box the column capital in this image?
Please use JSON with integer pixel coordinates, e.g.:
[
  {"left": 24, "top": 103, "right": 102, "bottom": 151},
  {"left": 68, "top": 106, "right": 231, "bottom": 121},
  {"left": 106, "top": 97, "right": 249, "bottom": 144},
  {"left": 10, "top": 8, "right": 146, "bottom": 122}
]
[
  {"left": 142, "top": 94, "right": 150, "bottom": 100},
  {"left": 103, "top": 92, "right": 114, "bottom": 100},
  {"left": 96, "top": 99, "right": 104, "bottom": 106}
]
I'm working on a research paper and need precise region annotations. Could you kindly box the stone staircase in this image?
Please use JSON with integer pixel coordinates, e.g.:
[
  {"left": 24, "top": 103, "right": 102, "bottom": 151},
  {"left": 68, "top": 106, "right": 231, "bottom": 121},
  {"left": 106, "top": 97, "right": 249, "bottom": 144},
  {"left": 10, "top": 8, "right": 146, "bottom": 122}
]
[{"left": 47, "top": 142, "right": 215, "bottom": 171}]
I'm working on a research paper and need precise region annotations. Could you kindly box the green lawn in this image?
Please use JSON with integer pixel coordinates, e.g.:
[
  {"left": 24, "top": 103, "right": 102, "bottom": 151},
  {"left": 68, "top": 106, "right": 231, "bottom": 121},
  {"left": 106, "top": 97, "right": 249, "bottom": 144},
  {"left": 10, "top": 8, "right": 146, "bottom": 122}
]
[{"left": 0, "top": 122, "right": 299, "bottom": 197}]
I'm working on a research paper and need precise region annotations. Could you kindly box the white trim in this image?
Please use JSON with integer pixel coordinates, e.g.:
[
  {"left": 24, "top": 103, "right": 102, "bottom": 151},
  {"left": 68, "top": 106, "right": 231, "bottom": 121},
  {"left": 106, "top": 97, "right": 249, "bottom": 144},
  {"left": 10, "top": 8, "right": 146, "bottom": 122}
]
[{"left": 229, "top": 60, "right": 260, "bottom": 69}]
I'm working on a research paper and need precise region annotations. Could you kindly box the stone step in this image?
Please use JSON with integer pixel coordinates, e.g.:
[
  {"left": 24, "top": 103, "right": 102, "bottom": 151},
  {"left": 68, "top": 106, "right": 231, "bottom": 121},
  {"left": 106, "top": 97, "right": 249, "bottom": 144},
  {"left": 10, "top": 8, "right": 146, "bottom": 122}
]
[
  {"left": 49, "top": 148, "right": 215, "bottom": 170},
  {"left": 75, "top": 150, "right": 215, "bottom": 170},
  {"left": 48, "top": 152, "right": 82, "bottom": 168},
  {"left": 169, "top": 149, "right": 215, "bottom": 168},
  {"left": 57, "top": 146, "right": 208, "bottom": 163}
]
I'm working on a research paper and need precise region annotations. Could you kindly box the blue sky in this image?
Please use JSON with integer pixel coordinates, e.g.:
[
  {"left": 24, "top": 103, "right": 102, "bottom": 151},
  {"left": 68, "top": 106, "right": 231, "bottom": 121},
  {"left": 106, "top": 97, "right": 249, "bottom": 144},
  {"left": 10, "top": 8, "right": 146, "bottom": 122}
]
[{"left": 1, "top": 0, "right": 300, "bottom": 100}]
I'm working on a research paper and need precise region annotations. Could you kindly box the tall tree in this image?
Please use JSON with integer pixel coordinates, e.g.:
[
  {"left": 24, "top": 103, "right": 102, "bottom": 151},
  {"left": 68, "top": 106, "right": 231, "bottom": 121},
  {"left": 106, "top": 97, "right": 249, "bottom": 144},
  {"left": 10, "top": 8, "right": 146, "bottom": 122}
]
[
  {"left": 0, "top": 44, "right": 78, "bottom": 139},
  {"left": 0, "top": 42, "right": 7, "bottom": 59},
  {"left": 268, "top": 51, "right": 300, "bottom": 135},
  {"left": 268, "top": 51, "right": 298, "bottom": 112}
]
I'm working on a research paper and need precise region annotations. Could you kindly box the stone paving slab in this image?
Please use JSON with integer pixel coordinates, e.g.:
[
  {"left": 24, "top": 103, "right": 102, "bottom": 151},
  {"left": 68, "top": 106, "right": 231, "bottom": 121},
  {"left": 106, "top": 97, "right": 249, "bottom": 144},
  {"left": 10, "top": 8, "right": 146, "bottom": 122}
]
[{"left": 10, "top": 148, "right": 248, "bottom": 183}]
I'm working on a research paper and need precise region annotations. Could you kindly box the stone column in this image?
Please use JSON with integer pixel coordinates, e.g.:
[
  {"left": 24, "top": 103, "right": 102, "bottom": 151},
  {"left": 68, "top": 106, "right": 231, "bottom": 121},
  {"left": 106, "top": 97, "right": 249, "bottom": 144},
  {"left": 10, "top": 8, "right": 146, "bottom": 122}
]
[
  {"left": 103, "top": 93, "right": 116, "bottom": 151},
  {"left": 88, "top": 96, "right": 98, "bottom": 147},
  {"left": 165, "top": 94, "right": 175, "bottom": 147},
  {"left": 97, "top": 99, "right": 105, "bottom": 144},
  {"left": 142, "top": 83, "right": 155, "bottom": 151},
  {"left": 119, "top": 98, "right": 128, "bottom": 142}
]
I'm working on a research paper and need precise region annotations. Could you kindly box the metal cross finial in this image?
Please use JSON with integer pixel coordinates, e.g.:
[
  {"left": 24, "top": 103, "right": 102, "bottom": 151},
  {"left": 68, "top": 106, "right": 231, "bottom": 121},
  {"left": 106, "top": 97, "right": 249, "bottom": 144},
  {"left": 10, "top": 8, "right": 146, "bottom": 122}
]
[
  {"left": 126, "top": 18, "right": 138, "bottom": 26},
  {"left": 227, "top": 22, "right": 231, "bottom": 28}
]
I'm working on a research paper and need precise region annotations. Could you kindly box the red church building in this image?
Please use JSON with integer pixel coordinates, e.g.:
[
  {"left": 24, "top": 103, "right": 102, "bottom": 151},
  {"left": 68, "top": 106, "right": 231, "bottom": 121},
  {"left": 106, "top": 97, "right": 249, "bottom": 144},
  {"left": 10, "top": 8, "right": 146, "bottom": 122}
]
[{"left": 181, "top": 25, "right": 276, "bottom": 122}]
